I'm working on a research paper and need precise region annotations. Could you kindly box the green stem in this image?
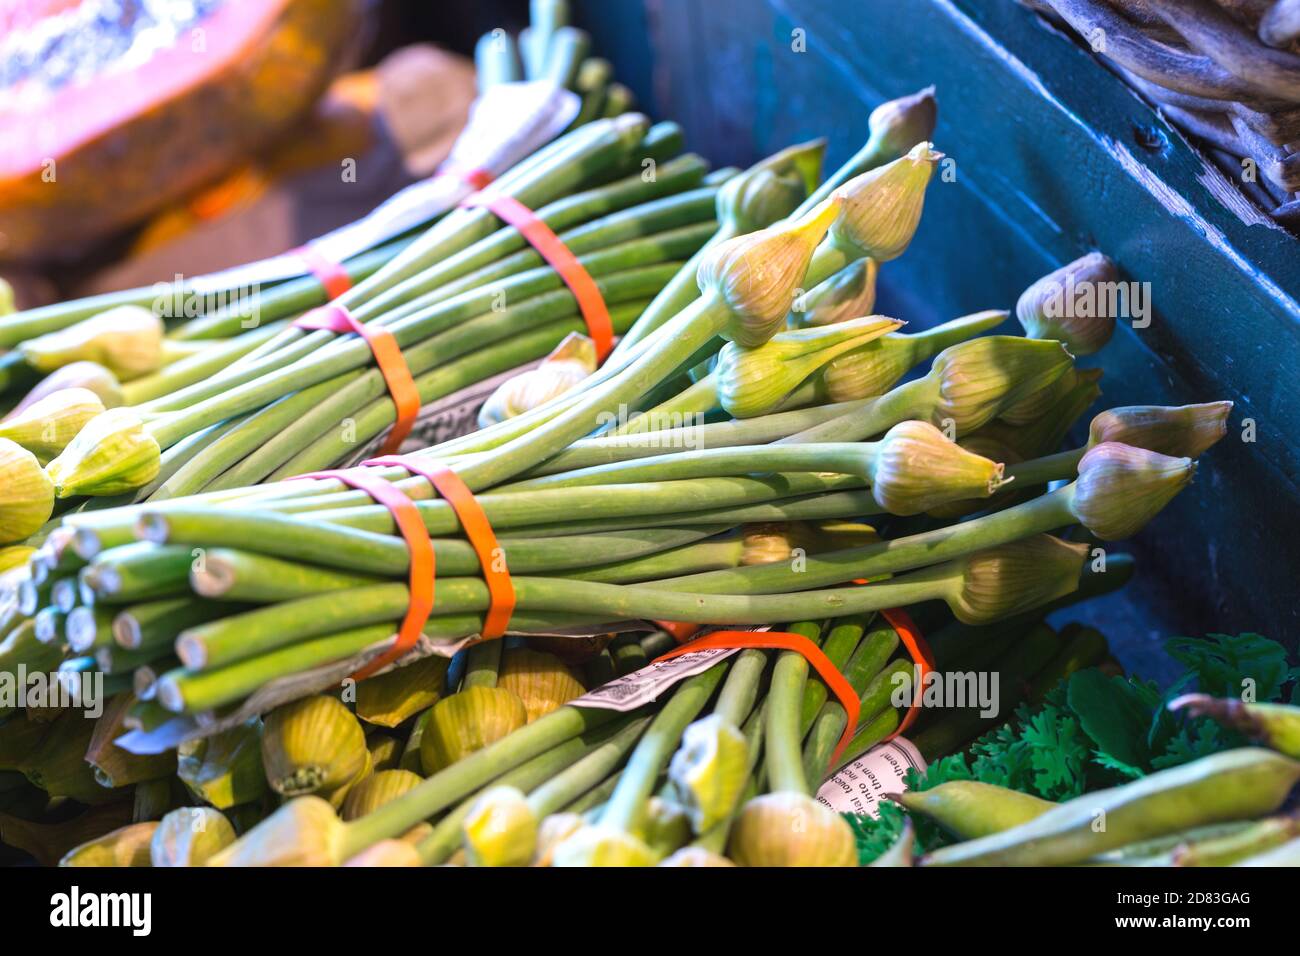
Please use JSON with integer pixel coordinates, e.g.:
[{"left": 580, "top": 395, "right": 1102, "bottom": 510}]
[
  {"left": 599, "top": 663, "right": 729, "bottom": 833},
  {"left": 765, "top": 620, "right": 822, "bottom": 794}
]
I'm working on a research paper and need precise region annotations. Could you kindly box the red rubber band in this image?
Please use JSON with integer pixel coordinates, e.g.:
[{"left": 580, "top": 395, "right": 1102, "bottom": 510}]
[
  {"left": 367, "top": 456, "right": 516, "bottom": 641},
  {"left": 438, "top": 163, "right": 495, "bottom": 191},
  {"left": 294, "top": 304, "right": 420, "bottom": 455},
  {"left": 654, "top": 630, "right": 862, "bottom": 768},
  {"left": 290, "top": 467, "right": 435, "bottom": 681},
  {"left": 653, "top": 620, "right": 702, "bottom": 644},
  {"left": 461, "top": 191, "right": 613, "bottom": 361},
  {"left": 290, "top": 245, "right": 353, "bottom": 300}
]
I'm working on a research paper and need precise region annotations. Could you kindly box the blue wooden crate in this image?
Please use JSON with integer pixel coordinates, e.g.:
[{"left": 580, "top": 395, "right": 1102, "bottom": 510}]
[{"left": 576, "top": 0, "right": 1300, "bottom": 676}]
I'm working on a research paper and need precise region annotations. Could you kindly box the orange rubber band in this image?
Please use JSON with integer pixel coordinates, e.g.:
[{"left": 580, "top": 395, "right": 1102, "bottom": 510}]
[
  {"left": 294, "top": 304, "right": 420, "bottom": 455},
  {"left": 878, "top": 607, "right": 935, "bottom": 742},
  {"left": 368, "top": 456, "right": 517, "bottom": 641},
  {"left": 461, "top": 191, "right": 613, "bottom": 361},
  {"left": 654, "top": 630, "right": 862, "bottom": 768},
  {"left": 290, "top": 244, "right": 353, "bottom": 300},
  {"left": 290, "top": 467, "right": 435, "bottom": 681},
  {"left": 653, "top": 620, "right": 701, "bottom": 644}
]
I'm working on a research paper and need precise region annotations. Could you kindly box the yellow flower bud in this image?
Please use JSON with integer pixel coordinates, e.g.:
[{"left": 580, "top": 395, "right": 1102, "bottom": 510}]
[
  {"left": 668, "top": 714, "right": 749, "bottom": 834},
  {"left": 20, "top": 305, "right": 165, "bottom": 379},
  {"left": 44, "top": 408, "right": 161, "bottom": 497},
  {"left": 0, "top": 387, "right": 105, "bottom": 461},
  {"left": 789, "top": 258, "right": 878, "bottom": 329},
  {"left": 0, "top": 438, "right": 53, "bottom": 544},
  {"left": 728, "top": 792, "right": 857, "bottom": 866},
  {"left": 463, "top": 785, "right": 539, "bottom": 866}
]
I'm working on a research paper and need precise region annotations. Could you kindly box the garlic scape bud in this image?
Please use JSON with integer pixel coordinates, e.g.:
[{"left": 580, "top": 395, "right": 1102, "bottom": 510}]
[
  {"left": 869, "top": 86, "right": 938, "bottom": 159},
  {"left": 822, "top": 309, "right": 1009, "bottom": 402},
  {"left": 716, "top": 315, "right": 902, "bottom": 417},
  {"left": 1087, "top": 402, "right": 1232, "bottom": 460},
  {"left": 668, "top": 714, "right": 749, "bottom": 834},
  {"left": 0, "top": 277, "right": 13, "bottom": 315},
  {"left": 0, "top": 438, "right": 53, "bottom": 544},
  {"left": 60, "top": 822, "right": 159, "bottom": 867},
  {"left": 1072, "top": 442, "right": 1195, "bottom": 540},
  {"left": 354, "top": 654, "right": 449, "bottom": 728},
  {"left": 643, "top": 795, "right": 691, "bottom": 858},
  {"left": 0, "top": 387, "right": 105, "bottom": 462},
  {"left": 728, "top": 792, "right": 857, "bottom": 866},
  {"left": 951, "top": 535, "right": 1088, "bottom": 625},
  {"left": 698, "top": 196, "right": 843, "bottom": 348},
  {"left": 176, "top": 719, "right": 268, "bottom": 809},
  {"left": 1167, "top": 695, "right": 1300, "bottom": 760},
  {"left": 550, "top": 822, "right": 658, "bottom": 867},
  {"left": 20, "top": 305, "right": 165, "bottom": 380},
  {"left": 497, "top": 647, "right": 586, "bottom": 722},
  {"left": 151, "top": 807, "right": 238, "bottom": 866},
  {"left": 979, "top": 367, "right": 1103, "bottom": 460},
  {"left": 420, "top": 685, "right": 528, "bottom": 774},
  {"left": 478, "top": 333, "right": 598, "bottom": 428},
  {"left": 828, "top": 142, "right": 943, "bottom": 262},
  {"left": 6, "top": 362, "right": 123, "bottom": 418},
  {"left": 44, "top": 408, "right": 161, "bottom": 497},
  {"left": 926, "top": 336, "right": 1075, "bottom": 435},
  {"left": 869, "top": 420, "right": 1008, "bottom": 515},
  {"left": 463, "top": 785, "right": 539, "bottom": 867},
  {"left": 718, "top": 139, "right": 824, "bottom": 235},
  {"left": 208, "top": 796, "right": 347, "bottom": 867},
  {"left": 1017, "top": 252, "right": 1121, "bottom": 356},
  {"left": 341, "top": 769, "right": 424, "bottom": 821},
  {"left": 740, "top": 522, "right": 818, "bottom": 567},
  {"left": 789, "top": 258, "right": 879, "bottom": 329},
  {"left": 999, "top": 365, "right": 1086, "bottom": 426},
  {"left": 260, "top": 695, "right": 368, "bottom": 797}
]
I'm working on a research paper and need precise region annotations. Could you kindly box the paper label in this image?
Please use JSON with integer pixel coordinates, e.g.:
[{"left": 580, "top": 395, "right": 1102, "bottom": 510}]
[
  {"left": 571, "top": 626, "right": 771, "bottom": 713},
  {"left": 815, "top": 737, "right": 927, "bottom": 817}
]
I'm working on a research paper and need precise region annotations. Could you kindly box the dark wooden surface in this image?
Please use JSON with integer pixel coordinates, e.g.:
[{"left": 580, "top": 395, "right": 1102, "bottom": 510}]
[{"left": 576, "top": 0, "right": 1300, "bottom": 675}]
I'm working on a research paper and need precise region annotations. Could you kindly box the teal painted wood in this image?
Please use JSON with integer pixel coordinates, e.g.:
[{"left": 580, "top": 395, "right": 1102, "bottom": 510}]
[{"left": 576, "top": 0, "right": 1300, "bottom": 668}]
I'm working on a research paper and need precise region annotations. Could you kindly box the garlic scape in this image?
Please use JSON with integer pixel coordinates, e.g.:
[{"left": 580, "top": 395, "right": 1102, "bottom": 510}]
[
  {"left": 788, "top": 258, "right": 879, "bottom": 329},
  {"left": 1017, "top": 252, "right": 1120, "bottom": 356},
  {"left": 341, "top": 769, "right": 424, "bottom": 820},
  {"left": 421, "top": 685, "right": 529, "bottom": 774},
  {"left": 949, "top": 534, "right": 1088, "bottom": 624},
  {"left": 698, "top": 196, "right": 844, "bottom": 348},
  {"left": 716, "top": 315, "right": 902, "bottom": 417},
  {"left": 0, "top": 438, "right": 54, "bottom": 544},
  {"left": 730, "top": 791, "right": 857, "bottom": 866},
  {"left": 478, "top": 333, "right": 598, "bottom": 428},
  {"left": 0, "top": 387, "right": 106, "bottom": 462},
  {"left": 497, "top": 647, "right": 587, "bottom": 722},
  {"left": 1087, "top": 401, "right": 1233, "bottom": 460},
  {"left": 44, "top": 407, "right": 161, "bottom": 497},
  {"left": 354, "top": 653, "right": 449, "bottom": 728},
  {"left": 612, "top": 138, "right": 825, "bottom": 358},
  {"left": 208, "top": 795, "right": 348, "bottom": 867},
  {"left": 820, "top": 309, "right": 1010, "bottom": 403},
  {"left": 1072, "top": 442, "right": 1195, "bottom": 540},
  {"left": 5, "top": 361, "right": 123, "bottom": 418},
  {"left": 20, "top": 306, "right": 166, "bottom": 380}
]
